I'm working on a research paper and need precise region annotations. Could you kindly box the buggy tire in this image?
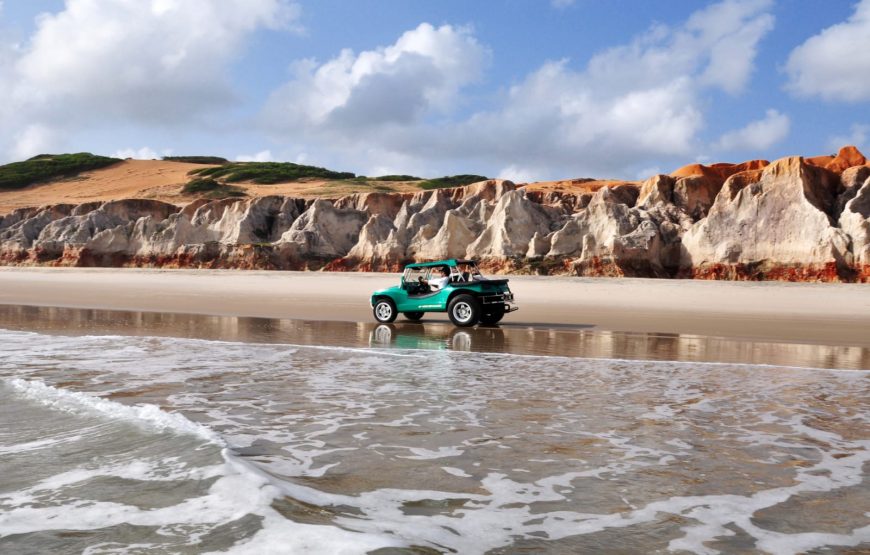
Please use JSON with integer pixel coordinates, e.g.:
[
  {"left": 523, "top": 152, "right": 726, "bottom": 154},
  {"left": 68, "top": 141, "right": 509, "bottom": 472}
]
[
  {"left": 479, "top": 306, "right": 505, "bottom": 326},
  {"left": 403, "top": 312, "right": 424, "bottom": 321},
  {"left": 448, "top": 294, "right": 480, "bottom": 327},
  {"left": 373, "top": 298, "right": 398, "bottom": 323}
]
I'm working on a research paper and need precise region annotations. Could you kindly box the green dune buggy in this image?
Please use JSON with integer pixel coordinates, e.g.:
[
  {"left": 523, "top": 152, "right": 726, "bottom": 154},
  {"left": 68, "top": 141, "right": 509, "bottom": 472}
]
[{"left": 370, "top": 259, "right": 517, "bottom": 327}]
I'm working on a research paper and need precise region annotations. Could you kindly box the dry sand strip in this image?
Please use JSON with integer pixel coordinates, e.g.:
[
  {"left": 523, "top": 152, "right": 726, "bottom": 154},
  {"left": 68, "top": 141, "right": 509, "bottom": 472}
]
[{"left": 0, "top": 267, "right": 868, "bottom": 347}]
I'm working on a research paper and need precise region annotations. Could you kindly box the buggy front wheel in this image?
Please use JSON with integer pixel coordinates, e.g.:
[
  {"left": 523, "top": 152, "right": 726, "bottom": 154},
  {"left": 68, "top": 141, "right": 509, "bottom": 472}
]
[{"left": 373, "top": 299, "right": 398, "bottom": 323}]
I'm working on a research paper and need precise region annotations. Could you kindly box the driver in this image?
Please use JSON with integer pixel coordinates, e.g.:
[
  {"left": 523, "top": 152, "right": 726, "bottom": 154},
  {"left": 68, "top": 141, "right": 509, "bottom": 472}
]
[{"left": 420, "top": 266, "right": 451, "bottom": 291}]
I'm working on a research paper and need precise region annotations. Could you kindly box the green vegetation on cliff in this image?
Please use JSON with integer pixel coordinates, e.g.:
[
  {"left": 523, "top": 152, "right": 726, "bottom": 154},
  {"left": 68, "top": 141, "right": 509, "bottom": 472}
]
[
  {"left": 177, "top": 158, "right": 487, "bottom": 196},
  {"left": 361, "top": 174, "right": 423, "bottom": 182},
  {"left": 419, "top": 174, "right": 489, "bottom": 190},
  {"left": 0, "top": 153, "right": 121, "bottom": 191},
  {"left": 189, "top": 161, "right": 355, "bottom": 183},
  {"left": 181, "top": 178, "right": 247, "bottom": 199},
  {"left": 163, "top": 156, "right": 229, "bottom": 165}
]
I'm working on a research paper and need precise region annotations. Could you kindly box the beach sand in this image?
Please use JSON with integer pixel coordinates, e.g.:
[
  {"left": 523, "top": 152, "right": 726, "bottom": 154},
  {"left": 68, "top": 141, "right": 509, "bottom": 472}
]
[{"left": 0, "top": 267, "right": 868, "bottom": 347}]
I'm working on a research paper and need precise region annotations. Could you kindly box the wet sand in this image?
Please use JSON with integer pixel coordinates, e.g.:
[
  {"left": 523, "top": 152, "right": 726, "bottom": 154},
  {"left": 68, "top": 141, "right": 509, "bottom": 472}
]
[
  {"left": 0, "top": 267, "right": 868, "bottom": 347},
  {"left": 3, "top": 305, "right": 869, "bottom": 370}
]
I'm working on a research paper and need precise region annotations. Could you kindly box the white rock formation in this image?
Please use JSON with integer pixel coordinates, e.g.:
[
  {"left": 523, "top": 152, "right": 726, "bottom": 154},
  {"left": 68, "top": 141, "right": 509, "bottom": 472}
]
[
  {"left": 277, "top": 199, "right": 366, "bottom": 258},
  {"left": 681, "top": 157, "right": 852, "bottom": 278},
  {"left": 839, "top": 174, "right": 870, "bottom": 272},
  {"left": 2, "top": 166, "right": 870, "bottom": 281}
]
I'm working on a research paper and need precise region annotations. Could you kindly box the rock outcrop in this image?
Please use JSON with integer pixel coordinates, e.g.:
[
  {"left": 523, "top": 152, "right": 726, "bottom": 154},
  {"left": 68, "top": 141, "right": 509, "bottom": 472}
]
[
  {"left": 839, "top": 171, "right": 870, "bottom": 280},
  {"left": 2, "top": 148, "right": 870, "bottom": 282},
  {"left": 680, "top": 157, "right": 851, "bottom": 280}
]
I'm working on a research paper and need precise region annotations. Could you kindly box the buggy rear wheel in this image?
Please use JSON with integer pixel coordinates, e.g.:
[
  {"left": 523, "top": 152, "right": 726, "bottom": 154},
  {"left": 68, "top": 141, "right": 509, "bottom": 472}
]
[
  {"left": 448, "top": 294, "right": 480, "bottom": 327},
  {"left": 479, "top": 305, "right": 505, "bottom": 326}
]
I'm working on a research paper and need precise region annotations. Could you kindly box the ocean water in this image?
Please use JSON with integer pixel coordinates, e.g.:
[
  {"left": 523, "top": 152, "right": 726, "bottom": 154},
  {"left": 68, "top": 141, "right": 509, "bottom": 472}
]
[{"left": 1, "top": 319, "right": 869, "bottom": 553}]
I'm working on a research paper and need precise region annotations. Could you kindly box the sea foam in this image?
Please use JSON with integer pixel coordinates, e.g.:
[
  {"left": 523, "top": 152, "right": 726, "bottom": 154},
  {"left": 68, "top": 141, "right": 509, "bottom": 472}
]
[
  {"left": 8, "top": 378, "right": 222, "bottom": 444},
  {"left": 1, "top": 378, "right": 402, "bottom": 554}
]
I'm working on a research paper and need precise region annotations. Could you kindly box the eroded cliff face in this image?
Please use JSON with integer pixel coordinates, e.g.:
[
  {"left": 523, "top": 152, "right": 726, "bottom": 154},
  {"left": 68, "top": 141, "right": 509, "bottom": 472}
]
[{"left": 2, "top": 147, "right": 869, "bottom": 281}]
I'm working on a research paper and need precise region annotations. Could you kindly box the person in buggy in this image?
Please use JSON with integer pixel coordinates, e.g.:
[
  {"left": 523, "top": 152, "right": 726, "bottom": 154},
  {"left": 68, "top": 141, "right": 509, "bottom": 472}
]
[{"left": 419, "top": 266, "right": 451, "bottom": 292}]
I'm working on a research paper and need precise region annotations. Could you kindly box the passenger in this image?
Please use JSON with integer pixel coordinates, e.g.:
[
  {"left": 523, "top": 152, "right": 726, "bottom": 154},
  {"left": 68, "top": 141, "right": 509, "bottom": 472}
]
[
  {"left": 460, "top": 262, "right": 483, "bottom": 281},
  {"left": 461, "top": 263, "right": 475, "bottom": 282}
]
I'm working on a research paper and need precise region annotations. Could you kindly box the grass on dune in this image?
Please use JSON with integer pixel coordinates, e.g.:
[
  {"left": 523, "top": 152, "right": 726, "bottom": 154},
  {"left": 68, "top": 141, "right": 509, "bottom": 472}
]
[
  {"left": 163, "top": 156, "right": 229, "bottom": 165},
  {"left": 181, "top": 178, "right": 247, "bottom": 199},
  {"left": 353, "top": 174, "right": 423, "bottom": 182},
  {"left": 188, "top": 161, "right": 356, "bottom": 183},
  {"left": 181, "top": 159, "right": 489, "bottom": 196},
  {"left": 0, "top": 153, "right": 121, "bottom": 191},
  {"left": 418, "top": 175, "right": 489, "bottom": 190}
]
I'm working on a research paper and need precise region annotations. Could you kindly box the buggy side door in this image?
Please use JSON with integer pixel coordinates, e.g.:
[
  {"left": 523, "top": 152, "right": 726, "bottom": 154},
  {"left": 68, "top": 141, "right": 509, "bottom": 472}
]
[{"left": 396, "top": 267, "right": 429, "bottom": 311}]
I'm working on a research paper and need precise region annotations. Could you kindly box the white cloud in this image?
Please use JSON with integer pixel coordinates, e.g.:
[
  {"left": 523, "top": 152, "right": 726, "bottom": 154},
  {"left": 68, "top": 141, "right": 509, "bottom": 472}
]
[
  {"left": 262, "top": 1, "right": 774, "bottom": 179},
  {"left": 497, "top": 165, "right": 539, "bottom": 184},
  {"left": 585, "top": 0, "right": 773, "bottom": 95},
  {"left": 714, "top": 109, "right": 790, "bottom": 152},
  {"left": 112, "top": 147, "right": 171, "bottom": 160},
  {"left": 551, "top": 0, "right": 576, "bottom": 8},
  {"left": 827, "top": 123, "right": 869, "bottom": 151},
  {"left": 785, "top": 0, "right": 870, "bottom": 102},
  {"left": 637, "top": 166, "right": 662, "bottom": 180},
  {"left": 15, "top": 0, "right": 300, "bottom": 122},
  {"left": 0, "top": 0, "right": 300, "bottom": 161},
  {"left": 236, "top": 150, "right": 274, "bottom": 162},
  {"left": 263, "top": 23, "right": 489, "bottom": 131},
  {"left": 11, "top": 124, "right": 61, "bottom": 159}
]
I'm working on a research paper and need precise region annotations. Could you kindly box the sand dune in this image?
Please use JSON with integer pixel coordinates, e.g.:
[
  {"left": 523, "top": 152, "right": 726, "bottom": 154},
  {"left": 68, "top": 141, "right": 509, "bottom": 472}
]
[
  {"left": 0, "top": 160, "right": 208, "bottom": 213},
  {"left": 0, "top": 159, "right": 425, "bottom": 214}
]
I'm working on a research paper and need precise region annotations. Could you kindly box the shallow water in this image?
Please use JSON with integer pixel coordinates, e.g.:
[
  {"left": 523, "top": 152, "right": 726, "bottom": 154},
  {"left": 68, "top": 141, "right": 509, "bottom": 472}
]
[{"left": 1, "top": 308, "right": 869, "bottom": 553}]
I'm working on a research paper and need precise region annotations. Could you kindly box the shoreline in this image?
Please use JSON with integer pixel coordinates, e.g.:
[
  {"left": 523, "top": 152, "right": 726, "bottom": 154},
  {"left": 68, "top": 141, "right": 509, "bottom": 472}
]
[
  {"left": 2, "top": 304, "right": 868, "bottom": 370},
  {"left": 1, "top": 267, "right": 869, "bottom": 348}
]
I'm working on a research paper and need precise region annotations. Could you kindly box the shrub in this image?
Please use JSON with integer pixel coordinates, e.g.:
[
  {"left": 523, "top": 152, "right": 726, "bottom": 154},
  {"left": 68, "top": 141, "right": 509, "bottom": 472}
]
[
  {"left": 372, "top": 175, "right": 423, "bottom": 181},
  {"left": 418, "top": 174, "right": 488, "bottom": 190},
  {"left": 0, "top": 153, "right": 121, "bottom": 191},
  {"left": 188, "top": 161, "right": 355, "bottom": 183},
  {"left": 181, "top": 178, "right": 246, "bottom": 199},
  {"left": 163, "top": 156, "right": 229, "bottom": 165}
]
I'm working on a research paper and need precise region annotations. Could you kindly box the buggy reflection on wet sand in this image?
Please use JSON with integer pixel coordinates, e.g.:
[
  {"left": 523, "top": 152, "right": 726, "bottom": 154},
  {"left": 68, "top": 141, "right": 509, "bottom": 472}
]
[{"left": 370, "top": 259, "right": 517, "bottom": 327}]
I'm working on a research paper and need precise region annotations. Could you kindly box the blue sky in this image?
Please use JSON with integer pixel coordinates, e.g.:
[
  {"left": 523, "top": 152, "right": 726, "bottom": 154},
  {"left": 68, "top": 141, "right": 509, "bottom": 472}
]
[{"left": 0, "top": 0, "right": 868, "bottom": 181}]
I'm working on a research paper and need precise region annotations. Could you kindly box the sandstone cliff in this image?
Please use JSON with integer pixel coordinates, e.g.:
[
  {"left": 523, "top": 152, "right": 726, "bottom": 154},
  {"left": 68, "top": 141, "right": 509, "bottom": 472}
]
[{"left": 1, "top": 147, "right": 869, "bottom": 281}]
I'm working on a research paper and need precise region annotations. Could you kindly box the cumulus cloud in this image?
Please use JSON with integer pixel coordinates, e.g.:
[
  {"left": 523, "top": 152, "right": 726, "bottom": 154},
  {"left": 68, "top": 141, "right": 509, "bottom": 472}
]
[
  {"left": 714, "top": 109, "right": 790, "bottom": 152},
  {"left": 636, "top": 166, "right": 662, "bottom": 180},
  {"left": 16, "top": 0, "right": 300, "bottom": 122},
  {"left": 0, "top": 0, "right": 300, "bottom": 161},
  {"left": 263, "top": 0, "right": 774, "bottom": 179},
  {"left": 11, "top": 124, "right": 62, "bottom": 160},
  {"left": 457, "top": 0, "right": 774, "bottom": 177},
  {"left": 236, "top": 150, "right": 274, "bottom": 162},
  {"left": 263, "top": 23, "right": 489, "bottom": 131},
  {"left": 827, "top": 123, "right": 869, "bottom": 151},
  {"left": 497, "top": 164, "right": 539, "bottom": 184},
  {"left": 585, "top": 0, "right": 773, "bottom": 95},
  {"left": 112, "top": 147, "right": 171, "bottom": 160},
  {"left": 785, "top": 0, "right": 870, "bottom": 102}
]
